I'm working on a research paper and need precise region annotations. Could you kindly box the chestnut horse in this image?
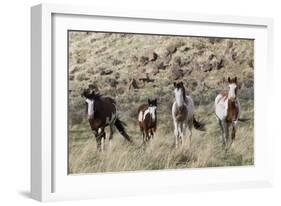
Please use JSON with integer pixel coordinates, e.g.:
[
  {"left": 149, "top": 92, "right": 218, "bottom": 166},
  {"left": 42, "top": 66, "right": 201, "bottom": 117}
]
[
  {"left": 82, "top": 89, "right": 132, "bottom": 151},
  {"left": 215, "top": 77, "right": 240, "bottom": 147},
  {"left": 172, "top": 82, "right": 205, "bottom": 148},
  {"left": 138, "top": 99, "right": 157, "bottom": 143}
]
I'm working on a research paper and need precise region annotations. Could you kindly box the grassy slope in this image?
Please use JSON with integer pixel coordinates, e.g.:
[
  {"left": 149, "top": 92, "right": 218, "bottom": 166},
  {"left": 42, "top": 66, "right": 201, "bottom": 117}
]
[{"left": 68, "top": 31, "right": 254, "bottom": 174}]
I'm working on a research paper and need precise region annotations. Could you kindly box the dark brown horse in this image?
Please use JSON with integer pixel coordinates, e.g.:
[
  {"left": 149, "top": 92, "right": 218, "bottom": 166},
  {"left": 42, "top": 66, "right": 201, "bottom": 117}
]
[
  {"left": 138, "top": 99, "right": 157, "bottom": 143},
  {"left": 82, "top": 89, "right": 132, "bottom": 151}
]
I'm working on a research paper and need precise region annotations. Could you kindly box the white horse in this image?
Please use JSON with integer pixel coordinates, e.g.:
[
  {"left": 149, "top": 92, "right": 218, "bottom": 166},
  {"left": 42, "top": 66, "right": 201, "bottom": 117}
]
[
  {"left": 215, "top": 77, "right": 240, "bottom": 147},
  {"left": 172, "top": 82, "right": 204, "bottom": 148}
]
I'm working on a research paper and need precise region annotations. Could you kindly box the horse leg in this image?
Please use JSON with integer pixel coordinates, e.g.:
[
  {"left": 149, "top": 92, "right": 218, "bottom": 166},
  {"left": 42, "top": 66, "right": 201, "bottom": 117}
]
[
  {"left": 222, "top": 121, "right": 229, "bottom": 147},
  {"left": 187, "top": 120, "right": 193, "bottom": 149},
  {"left": 144, "top": 129, "right": 149, "bottom": 143},
  {"left": 181, "top": 122, "right": 185, "bottom": 146},
  {"left": 99, "top": 128, "right": 106, "bottom": 152},
  {"left": 108, "top": 124, "right": 114, "bottom": 150},
  {"left": 174, "top": 120, "right": 182, "bottom": 148},
  {"left": 218, "top": 119, "right": 225, "bottom": 146},
  {"left": 93, "top": 129, "right": 102, "bottom": 152},
  {"left": 173, "top": 120, "right": 179, "bottom": 148},
  {"left": 150, "top": 129, "right": 154, "bottom": 140},
  {"left": 178, "top": 123, "right": 183, "bottom": 146},
  {"left": 142, "top": 130, "right": 145, "bottom": 144},
  {"left": 229, "top": 124, "right": 236, "bottom": 147}
]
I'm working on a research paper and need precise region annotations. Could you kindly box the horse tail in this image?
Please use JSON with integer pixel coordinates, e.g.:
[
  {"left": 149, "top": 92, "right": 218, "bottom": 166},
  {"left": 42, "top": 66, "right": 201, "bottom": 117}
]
[
  {"left": 238, "top": 118, "right": 250, "bottom": 122},
  {"left": 193, "top": 116, "right": 205, "bottom": 131},
  {"left": 114, "top": 118, "right": 132, "bottom": 142}
]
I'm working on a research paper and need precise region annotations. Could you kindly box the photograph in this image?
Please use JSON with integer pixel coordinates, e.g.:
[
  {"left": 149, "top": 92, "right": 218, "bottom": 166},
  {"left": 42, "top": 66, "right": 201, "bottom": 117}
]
[{"left": 68, "top": 31, "right": 254, "bottom": 174}]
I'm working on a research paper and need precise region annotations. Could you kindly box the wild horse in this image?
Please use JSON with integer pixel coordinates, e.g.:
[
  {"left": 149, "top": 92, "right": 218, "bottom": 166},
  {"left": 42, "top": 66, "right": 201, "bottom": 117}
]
[
  {"left": 138, "top": 99, "right": 157, "bottom": 143},
  {"left": 172, "top": 82, "right": 205, "bottom": 148},
  {"left": 82, "top": 89, "right": 132, "bottom": 151},
  {"left": 215, "top": 77, "right": 241, "bottom": 148}
]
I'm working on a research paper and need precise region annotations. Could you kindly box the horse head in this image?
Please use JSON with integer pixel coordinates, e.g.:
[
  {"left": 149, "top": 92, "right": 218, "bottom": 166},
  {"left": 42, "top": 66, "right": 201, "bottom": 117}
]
[
  {"left": 148, "top": 98, "right": 157, "bottom": 121},
  {"left": 81, "top": 89, "right": 97, "bottom": 120},
  {"left": 227, "top": 77, "right": 238, "bottom": 102},
  {"left": 173, "top": 82, "right": 186, "bottom": 106}
]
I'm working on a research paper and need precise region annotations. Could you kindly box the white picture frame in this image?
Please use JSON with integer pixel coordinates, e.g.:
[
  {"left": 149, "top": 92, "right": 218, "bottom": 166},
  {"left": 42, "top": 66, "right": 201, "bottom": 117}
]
[{"left": 31, "top": 3, "right": 274, "bottom": 202}]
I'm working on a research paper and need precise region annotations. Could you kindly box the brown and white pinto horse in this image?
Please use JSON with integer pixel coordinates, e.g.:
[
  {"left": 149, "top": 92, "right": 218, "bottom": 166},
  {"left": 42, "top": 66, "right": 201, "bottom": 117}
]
[
  {"left": 172, "top": 82, "right": 205, "bottom": 148},
  {"left": 82, "top": 89, "right": 132, "bottom": 151},
  {"left": 138, "top": 99, "right": 157, "bottom": 143},
  {"left": 215, "top": 77, "right": 240, "bottom": 147}
]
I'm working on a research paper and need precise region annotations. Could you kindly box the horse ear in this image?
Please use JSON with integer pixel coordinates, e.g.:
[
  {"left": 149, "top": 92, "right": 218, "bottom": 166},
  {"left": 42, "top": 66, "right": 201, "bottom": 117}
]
[
  {"left": 173, "top": 82, "right": 177, "bottom": 88},
  {"left": 234, "top": 77, "right": 237, "bottom": 83},
  {"left": 148, "top": 98, "right": 151, "bottom": 104},
  {"left": 228, "top": 77, "right": 231, "bottom": 83}
]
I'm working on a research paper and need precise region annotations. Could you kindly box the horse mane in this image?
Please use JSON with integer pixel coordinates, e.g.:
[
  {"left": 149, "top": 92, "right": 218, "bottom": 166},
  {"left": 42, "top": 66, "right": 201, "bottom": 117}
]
[
  {"left": 92, "top": 92, "right": 102, "bottom": 100},
  {"left": 181, "top": 84, "right": 187, "bottom": 103},
  {"left": 82, "top": 88, "right": 103, "bottom": 100},
  {"left": 178, "top": 82, "right": 187, "bottom": 103}
]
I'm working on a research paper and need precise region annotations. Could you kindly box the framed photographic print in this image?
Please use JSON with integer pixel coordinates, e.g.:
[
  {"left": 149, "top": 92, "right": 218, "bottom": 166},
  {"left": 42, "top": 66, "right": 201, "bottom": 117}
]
[{"left": 31, "top": 3, "right": 274, "bottom": 201}]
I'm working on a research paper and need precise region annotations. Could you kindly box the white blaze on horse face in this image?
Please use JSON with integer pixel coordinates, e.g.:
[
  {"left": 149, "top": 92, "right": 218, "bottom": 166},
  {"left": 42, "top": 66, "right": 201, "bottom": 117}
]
[
  {"left": 174, "top": 88, "right": 184, "bottom": 107},
  {"left": 85, "top": 98, "right": 94, "bottom": 118},
  {"left": 228, "top": 83, "right": 237, "bottom": 99},
  {"left": 148, "top": 106, "right": 157, "bottom": 121}
]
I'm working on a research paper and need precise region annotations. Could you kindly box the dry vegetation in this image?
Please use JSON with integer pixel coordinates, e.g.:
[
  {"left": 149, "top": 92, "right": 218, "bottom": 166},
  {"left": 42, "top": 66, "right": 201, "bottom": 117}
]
[{"left": 68, "top": 31, "right": 254, "bottom": 174}]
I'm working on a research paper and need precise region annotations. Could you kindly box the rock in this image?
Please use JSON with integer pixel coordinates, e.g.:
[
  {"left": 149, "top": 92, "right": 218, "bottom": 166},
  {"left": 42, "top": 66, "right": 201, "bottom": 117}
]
[
  {"left": 154, "top": 60, "right": 166, "bottom": 70},
  {"left": 147, "top": 67, "right": 159, "bottom": 75},
  {"left": 148, "top": 51, "right": 158, "bottom": 61},
  {"left": 181, "top": 46, "right": 191, "bottom": 52},
  {"left": 182, "top": 67, "right": 193, "bottom": 75},
  {"left": 69, "top": 75, "right": 74, "bottom": 80},
  {"left": 95, "top": 47, "right": 107, "bottom": 54},
  {"left": 70, "top": 66, "right": 81, "bottom": 74},
  {"left": 115, "top": 72, "right": 120, "bottom": 79},
  {"left": 138, "top": 73, "right": 150, "bottom": 81},
  {"left": 139, "top": 56, "right": 149, "bottom": 66},
  {"left": 166, "top": 44, "right": 177, "bottom": 54},
  {"left": 227, "top": 40, "right": 233, "bottom": 49},
  {"left": 112, "top": 59, "right": 122, "bottom": 66},
  {"left": 100, "top": 69, "right": 113, "bottom": 75},
  {"left": 163, "top": 55, "right": 172, "bottom": 65},
  {"left": 173, "top": 56, "right": 181, "bottom": 66},
  {"left": 171, "top": 65, "right": 184, "bottom": 80},
  {"left": 248, "top": 59, "right": 254, "bottom": 68},
  {"left": 108, "top": 78, "right": 118, "bottom": 87},
  {"left": 202, "top": 63, "right": 212, "bottom": 72},
  {"left": 90, "top": 38, "right": 97, "bottom": 43},
  {"left": 76, "top": 57, "right": 86, "bottom": 64},
  {"left": 127, "top": 79, "right": 145, "bottom": 91},
  {"left": 76, "top": 73, "right": 89, "bottom": 81},
  {"left": 131, "top": 55, "right": 138, "bottom": 62},
  {"left": 217, "top": 58, "right": 224, "bottom": 70}
]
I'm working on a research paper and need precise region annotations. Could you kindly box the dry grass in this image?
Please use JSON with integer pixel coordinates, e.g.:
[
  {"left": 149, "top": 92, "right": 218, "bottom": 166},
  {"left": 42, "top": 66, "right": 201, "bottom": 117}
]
[{"left": 69, "top": 101, "right": 253, "bottom": 174}]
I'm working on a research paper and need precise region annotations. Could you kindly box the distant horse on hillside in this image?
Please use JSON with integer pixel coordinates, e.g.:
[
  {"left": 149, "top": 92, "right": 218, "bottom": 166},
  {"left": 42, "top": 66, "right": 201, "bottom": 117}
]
[
  {"left": 82, "top": 89, "right": 132, "bottom": 151},
  {"left": 172, "top": 82, "right": 205, "bottom": 148},
  {"left": 138, "top": 99, "right": 157, "bottom": 144},
  {"left": 215, "top": 77, "right": 240, "bottom": 147}
]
